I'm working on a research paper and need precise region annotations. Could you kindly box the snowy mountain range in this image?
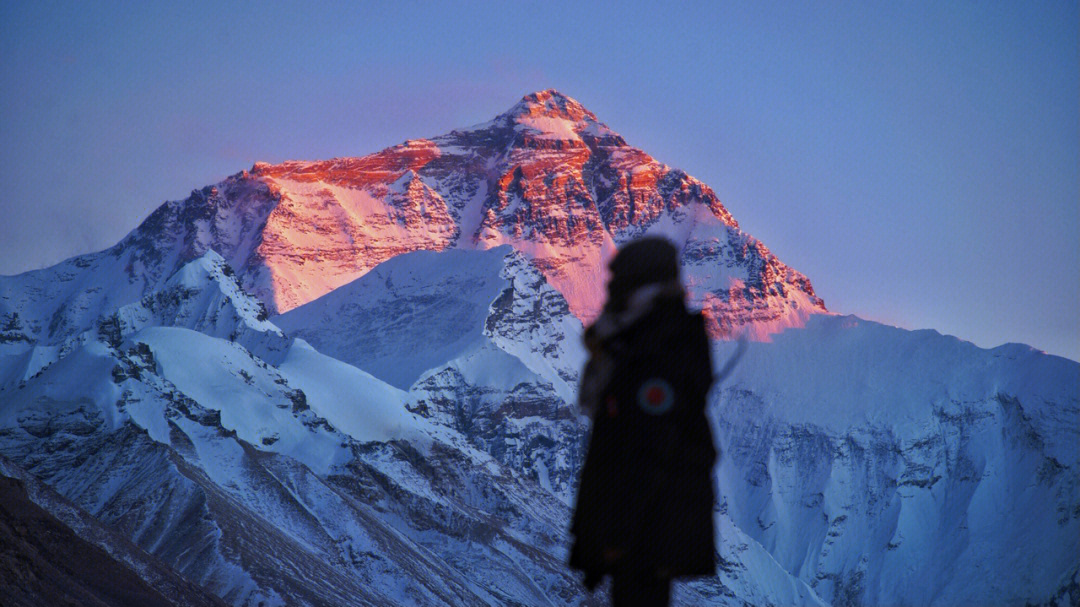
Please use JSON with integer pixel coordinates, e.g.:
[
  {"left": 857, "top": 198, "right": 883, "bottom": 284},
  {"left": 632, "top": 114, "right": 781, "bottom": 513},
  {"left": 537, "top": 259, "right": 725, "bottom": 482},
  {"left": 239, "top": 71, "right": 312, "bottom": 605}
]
[{"left": 1, "top": 90, "right": 1076, "bottom": 606}]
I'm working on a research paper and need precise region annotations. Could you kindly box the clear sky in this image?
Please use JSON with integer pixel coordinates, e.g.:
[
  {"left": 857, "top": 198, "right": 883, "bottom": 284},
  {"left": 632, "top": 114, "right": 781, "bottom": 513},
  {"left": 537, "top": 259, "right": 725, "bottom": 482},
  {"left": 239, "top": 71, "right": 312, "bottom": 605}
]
[{"left": 1, "top": 2, "right": 1077, "bottom": 360}]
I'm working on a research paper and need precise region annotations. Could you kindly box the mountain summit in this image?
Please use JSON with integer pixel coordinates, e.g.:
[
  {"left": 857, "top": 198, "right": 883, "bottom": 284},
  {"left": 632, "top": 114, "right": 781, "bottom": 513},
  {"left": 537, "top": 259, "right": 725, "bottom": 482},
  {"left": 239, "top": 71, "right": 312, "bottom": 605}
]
[
  {"left": 457, "top": 89, "right": 628, "bottom": 148},
  {"left": 0, "top": 91, "right": 1075, "bottom": 607},
  {"left": 1, "top": 90, "right": 823, "bottom": 346},
  {"left": 504, "top": 89, "right": 598, "bottom": 122}
]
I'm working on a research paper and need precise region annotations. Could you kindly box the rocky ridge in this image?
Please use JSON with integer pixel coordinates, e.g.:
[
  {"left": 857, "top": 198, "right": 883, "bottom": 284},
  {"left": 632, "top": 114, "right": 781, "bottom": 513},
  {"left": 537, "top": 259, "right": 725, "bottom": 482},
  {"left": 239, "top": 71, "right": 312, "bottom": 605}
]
[
  {"left": 0, "top": 90, "right": 1075, "bottom": 607},
  {"left": 0, "top": 247, "right": 823, "bottom": 606},
  {"left": 1, "top": 90, "right": 823, "bottom": 348}
]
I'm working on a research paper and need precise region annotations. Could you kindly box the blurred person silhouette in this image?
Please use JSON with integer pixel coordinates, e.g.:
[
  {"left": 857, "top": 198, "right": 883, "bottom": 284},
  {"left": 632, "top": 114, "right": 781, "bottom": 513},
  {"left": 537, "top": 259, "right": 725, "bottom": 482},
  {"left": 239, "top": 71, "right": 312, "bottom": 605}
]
[{"left": 569, "top": 236, "right": 720, "bottom": 607}]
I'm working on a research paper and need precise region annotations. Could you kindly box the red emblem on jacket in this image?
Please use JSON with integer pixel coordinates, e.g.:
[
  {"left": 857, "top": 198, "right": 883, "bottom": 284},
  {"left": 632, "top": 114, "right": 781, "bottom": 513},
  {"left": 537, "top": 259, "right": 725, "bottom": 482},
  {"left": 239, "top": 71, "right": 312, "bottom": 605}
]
[{"left": 637, "top": 378, "right": 674, "bottom": 414}]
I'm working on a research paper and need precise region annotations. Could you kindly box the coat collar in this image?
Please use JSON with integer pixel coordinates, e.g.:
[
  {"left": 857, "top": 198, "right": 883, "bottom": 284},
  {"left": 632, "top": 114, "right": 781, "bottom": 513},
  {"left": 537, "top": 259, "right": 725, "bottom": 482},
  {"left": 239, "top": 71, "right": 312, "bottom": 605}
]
[{"left": 585, "top": 280, "right": 685, "bottom": 348}]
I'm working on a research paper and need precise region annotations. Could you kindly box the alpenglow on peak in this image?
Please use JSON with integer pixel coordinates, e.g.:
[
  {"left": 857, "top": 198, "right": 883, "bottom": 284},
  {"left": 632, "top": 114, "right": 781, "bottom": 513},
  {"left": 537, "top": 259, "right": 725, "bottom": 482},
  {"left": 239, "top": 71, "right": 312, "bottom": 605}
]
[
  {"left": 502, "top": 89, "right": 598, "bottom": 122},
  {"left": 3, "top": 90, "right": 824, "bottom": 343},
  {"left": 450, "top": 89, "right": 626, "bottom": 147}
]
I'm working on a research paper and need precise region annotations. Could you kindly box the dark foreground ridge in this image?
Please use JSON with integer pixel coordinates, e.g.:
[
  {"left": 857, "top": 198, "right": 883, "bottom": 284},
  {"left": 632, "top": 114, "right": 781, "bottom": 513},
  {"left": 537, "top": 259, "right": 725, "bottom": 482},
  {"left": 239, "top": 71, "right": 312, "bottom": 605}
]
[{"left": 0, "top": 469, "right": 228, "bottom": 607}]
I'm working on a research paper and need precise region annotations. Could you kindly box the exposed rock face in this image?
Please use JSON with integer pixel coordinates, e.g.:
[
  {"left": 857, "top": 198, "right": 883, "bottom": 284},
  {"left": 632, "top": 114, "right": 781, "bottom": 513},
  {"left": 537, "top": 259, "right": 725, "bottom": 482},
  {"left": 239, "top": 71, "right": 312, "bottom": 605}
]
[
  {"left": 711, "top": 317, "right": 1080, "bottom": 605},
  {"left": 0, "top": 176, "right": 282, "bottom": 348},
  {"left": 0, "top": 90, "right": 1075, "bottom": 607},
  {"left": 276, "top": 247, "right": 588, "bottom": 504},
  {"left": 0, "top": 463, "right": 228, "bottom": 607},
  {"left": 1, "top": 89, "right": 823, "bottom": 347},
  {"left": 0, "top": 261, "right": 590, "bottom": 606},
  {"left": 0, "top": 251, "right": 823, "bottom": 606}
]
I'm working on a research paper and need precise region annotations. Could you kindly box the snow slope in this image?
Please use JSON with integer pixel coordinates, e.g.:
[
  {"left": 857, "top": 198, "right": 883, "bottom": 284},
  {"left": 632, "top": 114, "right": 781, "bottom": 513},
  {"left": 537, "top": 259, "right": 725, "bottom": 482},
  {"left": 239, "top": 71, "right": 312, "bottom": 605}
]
[
  {"left": 1, "top": 90, "right": 824, "bottom": 351},
  {"left": 274, "top": 247, "right": 516, "bottom": 390},
  {"left": 712, "top": 315, "right": 1079, "bottom": 605},
  {"left": 0, "top": 233, "right": 829, "bottom": 606},
  {"left": 0, "top": 455, "right": 230, "bottom": 607},
  {"left": 0, "top": 258, "right": 593, "bottom": 605},
  {"left": 1, "top": 89, "right": 1076, "bottom": 607},
  {"left": 278, "top": 246, "right": 589, "bottom": 504}
]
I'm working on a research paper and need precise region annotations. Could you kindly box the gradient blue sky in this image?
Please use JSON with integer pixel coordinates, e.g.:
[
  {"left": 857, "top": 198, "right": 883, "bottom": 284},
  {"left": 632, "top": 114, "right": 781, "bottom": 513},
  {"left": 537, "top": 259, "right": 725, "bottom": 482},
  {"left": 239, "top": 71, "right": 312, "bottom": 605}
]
[{"left": 2, "top": 2, "right": 1077, "bottom": 360}]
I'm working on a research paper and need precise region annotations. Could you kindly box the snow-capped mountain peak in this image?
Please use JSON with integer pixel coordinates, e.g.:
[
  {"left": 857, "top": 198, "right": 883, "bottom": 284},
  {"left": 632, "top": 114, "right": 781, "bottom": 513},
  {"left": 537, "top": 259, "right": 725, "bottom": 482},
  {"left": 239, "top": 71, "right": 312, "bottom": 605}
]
[
  {"left": 504, "top": 89, "right": 597, "bottom": 123},
  {"left": 0, "top": 90, "right": 1076, "bottom": 607},
  {"left": 1, "top": 90, "right": 822, "bottom": 338},
  {"left": 457, "top": 89, "right": 626, "bottom": 147}
]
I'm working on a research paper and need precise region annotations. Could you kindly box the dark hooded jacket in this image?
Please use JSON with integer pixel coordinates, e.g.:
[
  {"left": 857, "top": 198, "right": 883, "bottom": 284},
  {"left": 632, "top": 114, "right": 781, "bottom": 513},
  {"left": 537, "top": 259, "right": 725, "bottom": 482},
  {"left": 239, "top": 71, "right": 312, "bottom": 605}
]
[{"left": 569, "top": 282, "right": 717, "bottom": 584}]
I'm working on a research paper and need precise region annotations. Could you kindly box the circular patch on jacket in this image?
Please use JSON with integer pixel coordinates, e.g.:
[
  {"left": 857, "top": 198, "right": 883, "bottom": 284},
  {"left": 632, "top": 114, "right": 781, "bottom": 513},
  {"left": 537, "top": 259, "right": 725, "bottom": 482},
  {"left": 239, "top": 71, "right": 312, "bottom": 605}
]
[{"left": 637, "top": 378, "right": 674, "bottom": 415}]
